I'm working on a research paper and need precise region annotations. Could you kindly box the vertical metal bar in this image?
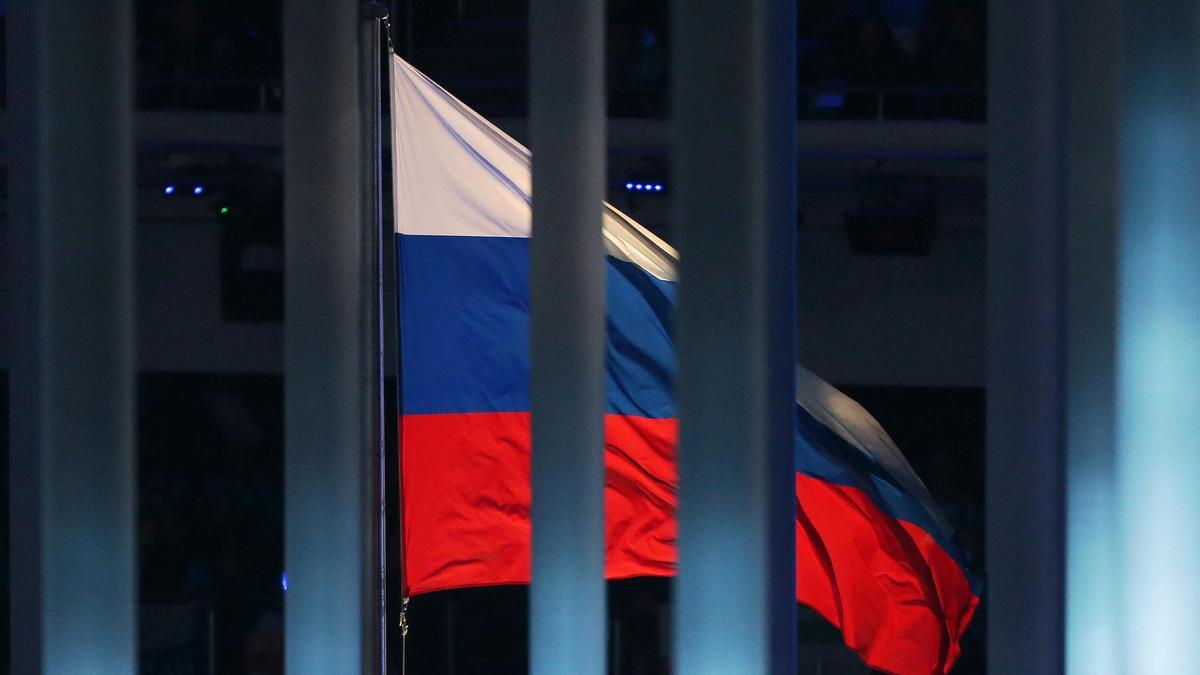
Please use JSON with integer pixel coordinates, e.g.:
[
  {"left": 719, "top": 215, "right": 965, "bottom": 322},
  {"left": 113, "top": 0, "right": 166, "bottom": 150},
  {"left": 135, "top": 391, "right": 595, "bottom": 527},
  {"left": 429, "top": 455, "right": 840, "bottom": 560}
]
[
  {"left": 1116, "top": 2, "right": 1200, "bottom": 670},
  {"left": 283, "top": 0, "right": 371, "bottom": 670},
  {"left": 611, "top": 615, "right": 621, "bottom": 674},
  {"left": 361, "top": 6, "right": 388, "bottom": 674},
  {"left": 446, "top": 597, "right": 456, "bottom": 675},
  {"left": 672, "top": 0, "right": 797, "bottom": 672},
  {"left": 207, "top": 605, "right": 217, "bottom": 675},
  {"left": 986, "top": 0, "right": 1066, "bottom": 671},
  {"left": 8, "top": 1, "right": 136, "bottom": 673},
  {"left": 1064, "top": 0, "right": 1120, "bottom": 672},
  {"left": 528, "top": 1, "right": 607, "bottom": 673}
]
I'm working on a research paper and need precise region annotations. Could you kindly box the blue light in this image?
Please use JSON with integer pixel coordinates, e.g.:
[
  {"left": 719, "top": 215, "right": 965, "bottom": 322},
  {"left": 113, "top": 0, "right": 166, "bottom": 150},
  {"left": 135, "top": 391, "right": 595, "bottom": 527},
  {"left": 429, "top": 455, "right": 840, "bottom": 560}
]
[
  {"left": 282, "top": 571, "right": 288, "bottom": 592},
  {"left": 625, "top": 181, "right": 666, "bottom": 193},
  {"left": 163, "top": 185, "right": 176, "bottom": 195},
  {"left": 813, "top": 92, "right": 846, "bottom": 109},
  {"left": 192, "top": 185, "right": 205, "bottom": 196}
]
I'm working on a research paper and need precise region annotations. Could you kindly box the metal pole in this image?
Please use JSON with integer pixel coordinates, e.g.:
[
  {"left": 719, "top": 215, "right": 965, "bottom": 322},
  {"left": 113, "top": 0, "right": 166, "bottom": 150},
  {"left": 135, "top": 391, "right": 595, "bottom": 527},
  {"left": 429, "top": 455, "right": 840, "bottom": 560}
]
[
  {"left": 361, "top": 6, "right": 388, "bottom": 674},
  {"left": 528, "top": 0, "right": 607, "bottom": 673},
  {"left": 986, "top": 0, "right": 1066, "bottom": 671},
  {"left": 283, "top": 0, "right": 377, "bottom": 670},
  {"left": 1116, "top": 2, "right": 1200, "bottom": 670},
  {"left": 208, "top": 605, "right": 217, "bottom": 675},
  {"left": 1064, "top": 0, "right": 1120, "bottom": 672},
  {"left": 8, "top": 1, "right": 136, "bottom": 673},
  {"left": 672, "top": 0, "right": 797, "bottom": 671}
]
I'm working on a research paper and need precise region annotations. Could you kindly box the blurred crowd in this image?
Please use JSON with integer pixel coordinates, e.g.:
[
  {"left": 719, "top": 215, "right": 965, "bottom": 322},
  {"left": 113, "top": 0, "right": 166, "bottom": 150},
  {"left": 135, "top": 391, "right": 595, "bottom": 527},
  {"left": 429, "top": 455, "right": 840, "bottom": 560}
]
[
  {"left": 799, "top": 0, "right": 985, "bottom": 87},
  {"left": 138, "top": 375, "right": 284, "bottom": 674},
  {"left": 120, "top": 0, "right": 984, "bottom": 119},
  {"left": 797, "top": 0, "right": 985, "bottom": 118},
  {"left": 136, "top": 0, "right": 283, "bottom": 111}
]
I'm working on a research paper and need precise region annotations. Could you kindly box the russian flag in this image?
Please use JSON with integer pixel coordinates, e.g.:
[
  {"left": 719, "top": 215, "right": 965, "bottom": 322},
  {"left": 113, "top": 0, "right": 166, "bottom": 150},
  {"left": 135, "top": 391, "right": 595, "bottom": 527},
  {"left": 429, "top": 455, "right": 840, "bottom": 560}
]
[{"left": 391, "top": 56, "right": 980, "bottom": 674}]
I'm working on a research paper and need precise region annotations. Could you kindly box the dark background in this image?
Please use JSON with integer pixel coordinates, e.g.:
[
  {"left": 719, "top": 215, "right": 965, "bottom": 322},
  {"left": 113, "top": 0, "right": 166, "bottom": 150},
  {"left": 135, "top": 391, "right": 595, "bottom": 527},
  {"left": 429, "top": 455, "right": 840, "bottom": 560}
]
[{"left": 0, "top": 0, "right": 988, "bottom": 672}]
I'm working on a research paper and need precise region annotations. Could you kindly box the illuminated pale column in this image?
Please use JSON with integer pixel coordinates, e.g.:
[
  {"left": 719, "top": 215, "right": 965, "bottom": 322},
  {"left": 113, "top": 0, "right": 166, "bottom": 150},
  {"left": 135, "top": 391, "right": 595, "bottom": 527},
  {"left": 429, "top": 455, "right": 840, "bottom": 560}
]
[
  {"left": 283, "top": 1, "right": 383, "bottom": 671},
  {"left": 673, "top": 0, "right": 797, "bottom": 672},
  {"left": 986, "top": 0, "right": 1066, "bottom": 671},
  {"left": 1115, "top": 1, "right": 1200, "bottom": 670},
  {"left": 1064, "top": 0, "right": 1120, "bottom": 672},
  {"left": 8, "top": 1, "right": 136, "bottom": 672},
  {"left": 996, "top": 1, "right": 1200, "bottom": 670},
  {"left": 528, "top": 1, "right": 607, "bottom": 674}
]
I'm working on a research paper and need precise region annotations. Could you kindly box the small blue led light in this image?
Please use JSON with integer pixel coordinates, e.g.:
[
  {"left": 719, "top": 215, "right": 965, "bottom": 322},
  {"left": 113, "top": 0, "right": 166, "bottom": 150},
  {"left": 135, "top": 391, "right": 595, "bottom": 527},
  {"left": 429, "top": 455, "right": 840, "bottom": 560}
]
[
  {"left": 626, "top": 181, "right": 668, "bottom": 193},
  {"left": 814, "top": 92, "right": 846, "bottom": 109},
  {"left": 282, "top": 572, "right": 288, "bottom": 592},
  {"left": 193, "top": 185, "right": 205, "bottom": 196},
  {"left": 163, "top": 185, "right": 176, "bottom": 195}
]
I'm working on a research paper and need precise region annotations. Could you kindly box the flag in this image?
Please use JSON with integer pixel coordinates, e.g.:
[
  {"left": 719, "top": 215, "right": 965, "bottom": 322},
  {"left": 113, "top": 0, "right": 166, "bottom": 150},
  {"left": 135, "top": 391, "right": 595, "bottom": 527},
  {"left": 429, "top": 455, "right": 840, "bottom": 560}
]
[{"left": 391, "top": 55, "right": 980, "bottom": 674}]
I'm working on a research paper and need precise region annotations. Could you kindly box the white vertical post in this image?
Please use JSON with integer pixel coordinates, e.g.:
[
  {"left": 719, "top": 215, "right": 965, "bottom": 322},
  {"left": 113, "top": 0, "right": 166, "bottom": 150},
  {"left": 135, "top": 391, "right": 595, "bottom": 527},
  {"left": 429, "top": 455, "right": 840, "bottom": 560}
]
[
  {"left": 672, "top": 0, "right": 797, "bottom": 672},
  {"left": 1116, "top": 2, "right": 1200, "bottom": 670},
  {"left": 1064, "top": 0, "right": 1120, "bottom": 672},
  {"left": 283, "top": 0, "right": 378, "bottom": 671},
  {"left": 986, "top": 0, "right": 1066, "bottom": 671},
  {"left": 528, "top": 1, "right": 608, "bottom": 673},
  {"left": 1004, "top": 2, "right": 1200, "bottom": 671},
  {"left": 8, "top": 1, "right": 136, "bottom": 673}
]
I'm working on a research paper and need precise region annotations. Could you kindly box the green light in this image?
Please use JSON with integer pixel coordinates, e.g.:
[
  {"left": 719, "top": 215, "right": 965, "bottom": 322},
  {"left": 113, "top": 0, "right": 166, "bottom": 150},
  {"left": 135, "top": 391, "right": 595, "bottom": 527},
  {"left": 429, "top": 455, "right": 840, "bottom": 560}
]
[{"left": 219, "top": 207, "right": 230, "bottom": 215}]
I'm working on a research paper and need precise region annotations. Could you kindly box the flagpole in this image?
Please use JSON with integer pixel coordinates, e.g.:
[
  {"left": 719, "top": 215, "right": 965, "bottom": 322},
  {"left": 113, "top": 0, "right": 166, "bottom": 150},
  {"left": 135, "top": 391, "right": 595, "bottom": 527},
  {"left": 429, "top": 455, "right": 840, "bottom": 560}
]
[
  {"left": 378, "top": 9, "right": 411, "bottom": 673},
  {"left": 360, "top": 3, "right": 389, "bottom": 673}
]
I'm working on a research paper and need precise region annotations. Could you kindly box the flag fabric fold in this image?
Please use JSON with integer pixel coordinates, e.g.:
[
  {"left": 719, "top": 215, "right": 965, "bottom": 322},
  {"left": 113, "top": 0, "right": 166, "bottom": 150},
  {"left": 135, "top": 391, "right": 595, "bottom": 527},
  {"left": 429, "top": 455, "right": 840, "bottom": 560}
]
[{"left": 391, "top": 55, "right": 979, "bottom": 674}]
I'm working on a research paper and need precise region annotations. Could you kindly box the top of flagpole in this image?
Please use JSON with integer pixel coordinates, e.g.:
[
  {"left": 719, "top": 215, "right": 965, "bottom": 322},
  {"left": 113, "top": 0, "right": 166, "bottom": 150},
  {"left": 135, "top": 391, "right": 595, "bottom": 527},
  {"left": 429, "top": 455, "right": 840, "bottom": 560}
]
[{"left": 361, "top": 0, "right": 392, "bottom": 53}]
